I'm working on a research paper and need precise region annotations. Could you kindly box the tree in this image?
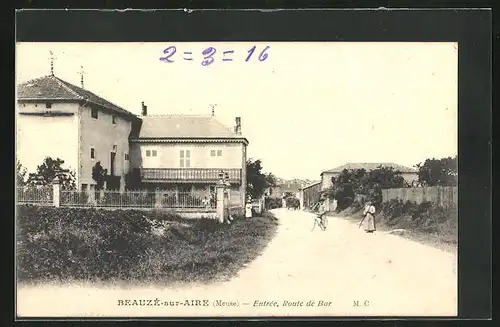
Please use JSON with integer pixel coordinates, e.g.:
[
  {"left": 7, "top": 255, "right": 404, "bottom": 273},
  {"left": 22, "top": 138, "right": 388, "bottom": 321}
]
[
  {"left": 415, "top": 156, "right": 458, "bottom": 186},
  {"left": 16, "top": 160, "right": 27, "bottom": 186},
  {"left": 92, "top": 161, "right": 108, "bottom": 190},
  {"left": 125, "top": 168, "right": 142, "bottom": 190},
  {"left": 26, "top": 157, "right": 76, "bottom": 190},
  {"left": 246, "top": 159, "right": 276, "bottom": 200},
  {"left": 326, "top": 166, "right": 405, "bottom": 209}
]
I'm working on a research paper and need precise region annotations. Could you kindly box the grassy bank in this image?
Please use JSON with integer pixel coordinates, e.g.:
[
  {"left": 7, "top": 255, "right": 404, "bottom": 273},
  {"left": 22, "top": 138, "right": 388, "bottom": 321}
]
[
  {"left": 335, "top": 199, "right": 457, "bottom": 250},
  {"left": 16, "top": 205, "right": 279, "bottom": 285}
]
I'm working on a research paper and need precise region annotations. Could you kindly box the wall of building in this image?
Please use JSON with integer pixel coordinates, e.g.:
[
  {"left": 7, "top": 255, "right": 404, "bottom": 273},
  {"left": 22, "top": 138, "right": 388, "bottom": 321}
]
[
  {"left": 16, "top": 102, "right": 79, "bottom": 182},
  {"left": 130, "top": 141, "right": 246, "bottom": 205},
  {"left": 130, "top": 142, "right": 244, "bottom": 170},
  {"left": 402, "top": 172, "right": 419, "bottom": 183},
  {"left": 321, "top": 172, "right": 338, "bottom": 190},
  {"left": 302, "top": 183, "right": 321, "bottom": 209},
  {"left": 79, "top": 104, "right": 132, "bottom": 189}
]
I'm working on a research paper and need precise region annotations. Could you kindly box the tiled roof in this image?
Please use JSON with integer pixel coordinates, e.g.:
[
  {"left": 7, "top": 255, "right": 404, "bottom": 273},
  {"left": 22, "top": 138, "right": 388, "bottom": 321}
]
[
  {"left": 17, "top": 75, "right": 137, "bottom": 118},
  {"left": 136, "top": 115, "right": 246, "bottom": 140},
  {"left": 300, "top": 181, "right": 321, "bottom": 190},
  {"left": 322, "top": 162, "right": 417, "bottom": 174}
]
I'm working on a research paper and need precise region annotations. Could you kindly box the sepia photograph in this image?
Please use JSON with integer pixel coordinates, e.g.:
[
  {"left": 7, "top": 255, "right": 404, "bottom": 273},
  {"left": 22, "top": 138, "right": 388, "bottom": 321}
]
[{"left": 15, "top": 41, "right": 459, "bottom": 318}]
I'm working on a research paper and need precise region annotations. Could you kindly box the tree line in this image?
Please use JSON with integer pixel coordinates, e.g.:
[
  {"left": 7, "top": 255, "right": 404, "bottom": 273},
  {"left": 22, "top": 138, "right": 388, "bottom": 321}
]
[
  {"left": 16, "top": 156, "right": 278, "bottom": 200},
  {"left": 324, "top": 156, "right": 457, "bottom": 210}
]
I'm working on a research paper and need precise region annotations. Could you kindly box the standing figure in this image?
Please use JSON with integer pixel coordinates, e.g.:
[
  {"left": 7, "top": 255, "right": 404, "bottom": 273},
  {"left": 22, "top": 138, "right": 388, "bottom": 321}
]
[
  {"left": 245, "top": 200, "right": 253, "bottom": 218},
  {"left": 202, "top": 196, "right": 210, "bottom": 209},
  {"left": 361, "top": 201, "right": 376, "bottom": 233}
]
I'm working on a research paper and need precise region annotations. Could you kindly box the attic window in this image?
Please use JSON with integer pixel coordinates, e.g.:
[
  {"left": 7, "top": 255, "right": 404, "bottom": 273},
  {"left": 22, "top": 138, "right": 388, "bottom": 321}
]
[
  {"left": 112, "top": 115, "right": 117, "bottom": 124},
  {"left": 46, "top": 103, "right": 52, "bottom": 109}
]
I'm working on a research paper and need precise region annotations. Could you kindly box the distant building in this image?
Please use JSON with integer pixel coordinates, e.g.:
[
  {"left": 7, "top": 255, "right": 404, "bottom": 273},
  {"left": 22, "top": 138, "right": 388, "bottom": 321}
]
[
  {"left": 298, "top": 181, "right": 321, "bottom": 210},
  {"left": 320, "top": 162, "right": 418, "bottom": 190},
  {"left": 267, "top": 179, "right": 310, "bottom": 199}
]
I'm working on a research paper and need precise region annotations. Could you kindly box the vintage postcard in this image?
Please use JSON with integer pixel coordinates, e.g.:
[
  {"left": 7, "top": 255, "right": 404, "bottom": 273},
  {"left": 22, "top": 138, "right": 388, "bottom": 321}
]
[{"left": 15, "top": 41, "right": 458, "bottom": 318}]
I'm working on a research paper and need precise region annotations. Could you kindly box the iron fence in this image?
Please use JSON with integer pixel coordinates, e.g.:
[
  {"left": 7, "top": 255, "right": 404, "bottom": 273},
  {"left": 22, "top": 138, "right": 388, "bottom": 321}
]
[{"left": 16, "top": 186, "right": 53, "bottom": 206}]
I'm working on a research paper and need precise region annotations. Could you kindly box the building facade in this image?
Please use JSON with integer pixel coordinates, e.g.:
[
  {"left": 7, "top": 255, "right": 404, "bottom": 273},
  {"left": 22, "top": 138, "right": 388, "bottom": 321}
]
[
  {"left": 16, "top": 74, "right": 248, "bottom": 205},
  {"left": 16, "top": 75, "right": 139, "bottom": 191},
  {"left": 129, "top": 113, "right": 248, "bottom": 206}
]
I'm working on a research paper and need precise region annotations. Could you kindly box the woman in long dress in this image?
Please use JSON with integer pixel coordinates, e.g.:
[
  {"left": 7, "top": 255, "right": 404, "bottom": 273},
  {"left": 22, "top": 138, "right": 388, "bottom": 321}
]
[{"left": 362, "top": 201, "right": 376, "bottom": 233}]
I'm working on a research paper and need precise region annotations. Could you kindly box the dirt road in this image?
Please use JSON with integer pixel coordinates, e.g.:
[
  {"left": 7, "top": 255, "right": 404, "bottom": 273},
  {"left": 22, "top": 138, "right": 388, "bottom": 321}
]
[{"left": 17, "top": 208, "right": 457, "bottom": 317}]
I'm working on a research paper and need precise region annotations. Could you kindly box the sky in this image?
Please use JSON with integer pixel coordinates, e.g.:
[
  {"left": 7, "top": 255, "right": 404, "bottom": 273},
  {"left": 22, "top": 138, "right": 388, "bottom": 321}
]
[{"left": 16, "top": 42, "right": 458, "bottom": 181}]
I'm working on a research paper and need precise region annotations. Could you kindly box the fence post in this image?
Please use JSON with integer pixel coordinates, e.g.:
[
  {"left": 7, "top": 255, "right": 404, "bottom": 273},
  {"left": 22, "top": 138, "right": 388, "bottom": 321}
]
[
  {"left": 215, "top": 184, "right": 225, "bottom": 223},
  {"left": 52, "top": 177, "right": 60, "bottom": 207},
  {"left": 155, "top": 188, "right": 162, "bottom": 209}
]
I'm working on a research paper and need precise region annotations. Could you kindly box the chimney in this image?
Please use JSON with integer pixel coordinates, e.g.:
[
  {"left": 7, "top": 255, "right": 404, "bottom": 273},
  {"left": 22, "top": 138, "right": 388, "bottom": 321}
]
[
  {"left": 235, "top": 117, "right": 241, "bottom": 135},
  {"left": 141, "top": 102, "right": 147, "bottom": 116}
]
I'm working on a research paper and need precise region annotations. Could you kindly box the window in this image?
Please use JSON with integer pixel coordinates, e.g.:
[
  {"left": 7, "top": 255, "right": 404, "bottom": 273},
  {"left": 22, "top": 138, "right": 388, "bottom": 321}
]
[
  {"left": 46, "top": 103, "right": 52, "bottom": 109},
  {"left": 91, "top": 107, "right": 98, "bottom": 119},
  {"left": 145, "top": 149, "right": 157, "bottom": 157},
  {"left": 211, "top": 149, "right": 222, "bottom": 157},
  {"left": 113, "top": 145, "right": 117, "bottom": 152},
  {"left": 81, "top": 184, "right": 88, "bottom": 191},
  {"left": 180, "top": 150, "right": 191, "bottom": 168},
  {"left": 112, "top": 115, "right": 117, "bottom": 124},
  {"left": 125, "top": 153, "right": 129, "bottom": 161},
  {"left": 90, "top": 147, "right": 95, "bottom": 159}
]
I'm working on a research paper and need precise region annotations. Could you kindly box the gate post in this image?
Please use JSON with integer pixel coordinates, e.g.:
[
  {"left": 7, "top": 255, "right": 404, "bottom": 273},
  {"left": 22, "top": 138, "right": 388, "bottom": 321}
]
[
  {"left": 154, "top": 187, "right": 162, "bottom": 209},
  {"left": 215, "top": 184, "right": 226, "bottom": 223},
  {"left": 52, "top": 176, "right": 60, "bottom": 207}
]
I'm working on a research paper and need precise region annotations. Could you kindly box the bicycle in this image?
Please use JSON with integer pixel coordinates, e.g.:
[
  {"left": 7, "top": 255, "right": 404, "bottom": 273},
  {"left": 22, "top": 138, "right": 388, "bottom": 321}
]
[{"left": 311, "top": 211, "right": 328, "bottom": 231}]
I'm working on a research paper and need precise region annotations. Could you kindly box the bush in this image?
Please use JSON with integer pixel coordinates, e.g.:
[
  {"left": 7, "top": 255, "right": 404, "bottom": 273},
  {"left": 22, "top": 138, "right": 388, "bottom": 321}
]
[
  {"left": 265, "top": 196, "right": 282, "bottom": 210},
  {"left": 16, "top": 205, "right": 279, "bottom": 284},
  {"left": 378, "top": 199, "right": 457, "bottom": 237}
]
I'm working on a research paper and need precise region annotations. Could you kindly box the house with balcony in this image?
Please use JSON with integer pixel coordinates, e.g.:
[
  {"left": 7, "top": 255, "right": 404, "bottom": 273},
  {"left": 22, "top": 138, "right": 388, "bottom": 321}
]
[
  {"left": 16, "top": 74, "right": 249, "bottom": 206},
  {"left": 16, "top": 74, "right": 141, "bottom": 192},
  {"left": 129, "top": 109, "right": 248, "bottom": 206}
]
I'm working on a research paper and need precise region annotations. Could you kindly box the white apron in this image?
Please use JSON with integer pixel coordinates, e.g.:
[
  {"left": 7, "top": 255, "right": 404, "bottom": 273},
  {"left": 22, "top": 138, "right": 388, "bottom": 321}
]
[{"left": 245, "top": 203, "right": 253, "bottom": 218}]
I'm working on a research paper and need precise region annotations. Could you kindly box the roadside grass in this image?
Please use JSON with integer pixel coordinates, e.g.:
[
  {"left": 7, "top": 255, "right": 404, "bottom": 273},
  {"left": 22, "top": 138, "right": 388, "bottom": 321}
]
[
  {"left": 16, "top": 205, "right": 279, "bottom": 286},
  {"left": 334, "top": 200, "right": 457, "bottom": 252}
]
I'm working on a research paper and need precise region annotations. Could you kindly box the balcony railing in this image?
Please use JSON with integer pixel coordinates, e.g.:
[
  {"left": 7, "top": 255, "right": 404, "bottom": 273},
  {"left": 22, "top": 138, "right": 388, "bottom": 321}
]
[{"left": 140, "top": 168, "right": 242, "bottom": 183}]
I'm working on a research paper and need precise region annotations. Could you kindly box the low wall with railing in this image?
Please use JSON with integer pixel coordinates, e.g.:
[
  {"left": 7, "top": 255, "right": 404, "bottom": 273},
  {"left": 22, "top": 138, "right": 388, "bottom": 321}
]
[
  {"left": 16, "top": 180, "right": 252, "bottom": 223},
  {"left": 59, "top": 190, "right": 212, "bottom": 209},
  {"left": 17, "top": 186, "right": 216, "bottom": 212}
]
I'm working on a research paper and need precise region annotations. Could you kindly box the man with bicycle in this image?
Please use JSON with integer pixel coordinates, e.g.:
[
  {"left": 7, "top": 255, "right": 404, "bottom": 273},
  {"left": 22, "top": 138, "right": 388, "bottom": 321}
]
[{"left": 312, "top": 196, "right": 329, "bottom": 231}]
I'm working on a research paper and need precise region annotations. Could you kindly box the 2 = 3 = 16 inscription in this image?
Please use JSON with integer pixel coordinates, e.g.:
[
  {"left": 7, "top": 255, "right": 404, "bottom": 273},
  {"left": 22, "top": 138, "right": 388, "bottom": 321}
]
[{"left": 159, "top": 45, "right": 271, "bottom": 66}]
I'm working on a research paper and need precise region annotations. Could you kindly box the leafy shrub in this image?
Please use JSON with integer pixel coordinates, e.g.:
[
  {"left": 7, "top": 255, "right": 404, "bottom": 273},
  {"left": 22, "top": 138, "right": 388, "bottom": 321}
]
[
  {"left": 16, "top": 205, "right": 279, "bottom": 284},
  {"left": 378, "top": 199, "right": 457, "bottom": 237},
  {"left": 265, "top": 196, "right": 282, "bottom": 210},
  {"left": 415, "top": 156, "right": 458, "bottom": 187}
]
